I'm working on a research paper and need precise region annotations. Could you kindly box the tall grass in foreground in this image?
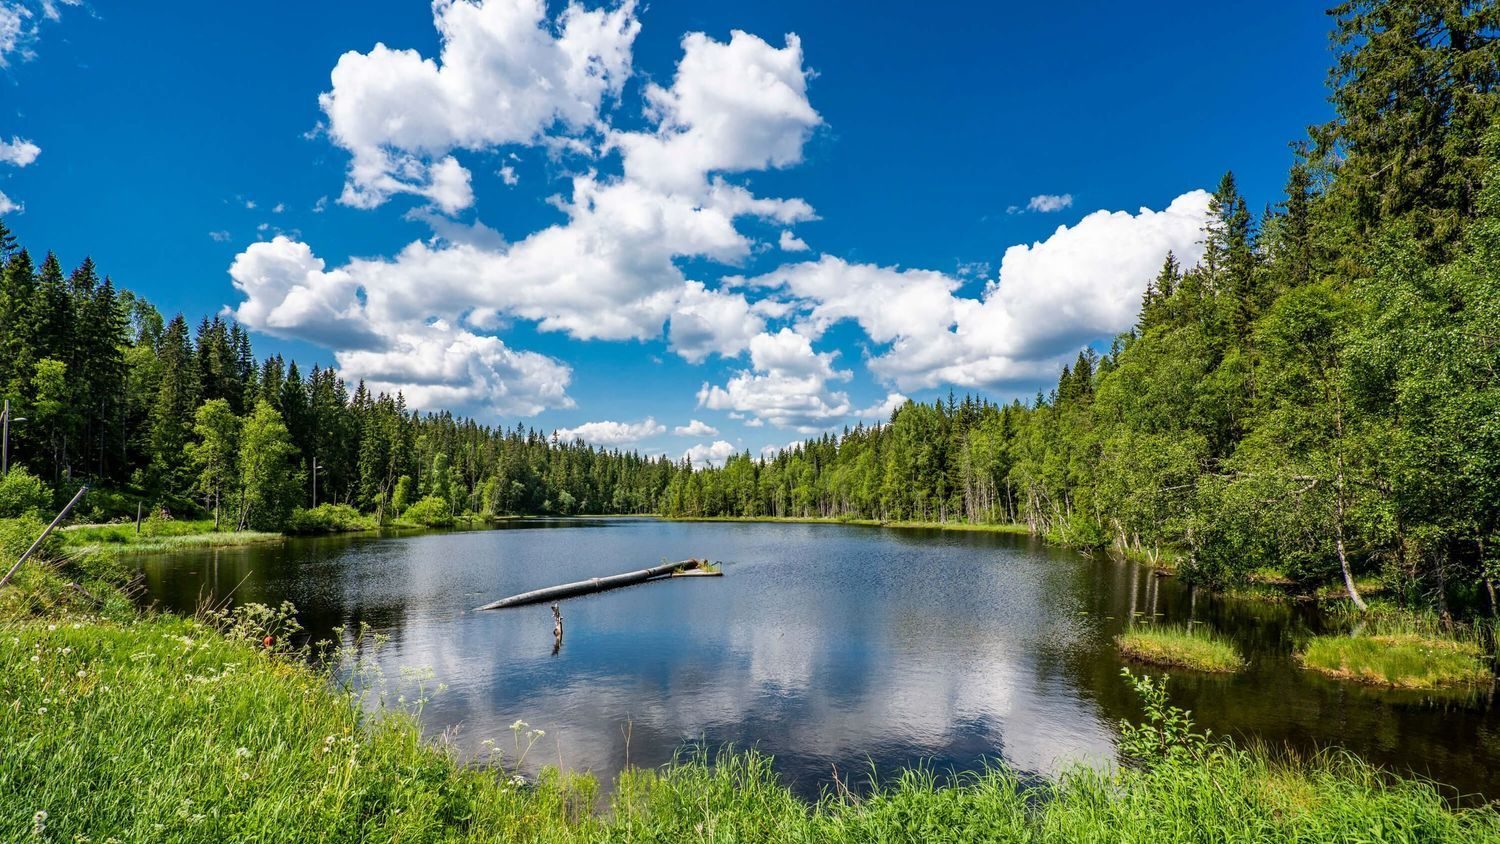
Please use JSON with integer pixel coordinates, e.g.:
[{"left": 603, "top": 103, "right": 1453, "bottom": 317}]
[
  {"left": 3, "top": 601, "right": 1498, "bottom": 842},
  {"left": 1116, "top": 624, "right": 1245, "bottom": 672}
]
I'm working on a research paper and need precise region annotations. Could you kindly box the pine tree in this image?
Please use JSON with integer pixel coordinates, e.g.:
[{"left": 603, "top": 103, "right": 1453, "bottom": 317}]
[
  {"left": 148, "top": 315, "right": 201, "bottom": 494},
  {"left": 1317, "top": 0, "right": 1500, "bottom": 253},
  {"left": 0, "top": 218, "right": 16, "bottom": 260}
]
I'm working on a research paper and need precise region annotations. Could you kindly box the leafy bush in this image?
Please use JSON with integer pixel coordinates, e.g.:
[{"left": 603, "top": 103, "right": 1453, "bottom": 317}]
[
  {"left": 1116, "top": 667, "right": 1211, "bottom": 767},
  {"left": 400, "top": 495, "right": 454, "bottom": 527},
  {"left": 286, "top": 503, "right": 376, "bottom": 535},
  {"left": 0, "top": 468, "right": 50, "bottom": 519}
]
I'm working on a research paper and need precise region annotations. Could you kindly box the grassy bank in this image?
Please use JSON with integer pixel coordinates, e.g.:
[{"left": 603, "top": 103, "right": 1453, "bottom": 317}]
[
  {"left": 6, "top": 609, "right": 1499, "bottom": 841},
  {"left": 1116, "top": 625, "right": 1246, "bottom": 673},
  {"left": 666, "top": 514, "right": 1033, "bottom": 535},
  {"left": 61, "top": 520, "right": 284, "bottom": 555}
]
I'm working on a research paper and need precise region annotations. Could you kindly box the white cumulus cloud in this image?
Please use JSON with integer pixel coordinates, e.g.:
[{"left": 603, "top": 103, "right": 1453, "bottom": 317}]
[
  {"left": 554, "top": 417, "right": 665, "bottom": 446},
  {"left": 683, "top": 440, "right": 737, "bottom": 468},
  {"left": 319, "top": 0, "right": 641, "bottom": 213},
  {"left": 0, "top": 137, "right": 40, "bottom": 167},
  {"left": 1026, "top": 193, "right": 1073, "bottom": 212},
  {"left": 234, "top": 16, "right": 825, "bottom": 419},
  {"left": 746, "top": 191, "right": 1211, "bottom": 390},
  {"left": 611, "top": 29, "right": 821, "bottom": 193},
  {"left": 337, "top": 321, "right": 573, "bottom": 417},
  {"left": 855, "top": 393, "right": 908, "bottom": 421},
  {"left": 698, "top": 328, "right": 853, "bottom": 431},
  {"left": 778, "top": 230, "right": 808, "bottom": 251},
  {"left": 674, "top": 419, "right": 718, "bottom": 437}
]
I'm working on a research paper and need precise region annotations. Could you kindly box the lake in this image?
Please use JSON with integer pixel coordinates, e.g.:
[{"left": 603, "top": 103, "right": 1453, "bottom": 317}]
[{"left": 134, "top": 517, "right": 1500, "bottom": 800}]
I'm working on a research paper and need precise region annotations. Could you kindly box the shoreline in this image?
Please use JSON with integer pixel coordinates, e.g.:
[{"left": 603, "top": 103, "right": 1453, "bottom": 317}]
[{"left": 660, "top": 514, "right": 1035, "bottom": 535}]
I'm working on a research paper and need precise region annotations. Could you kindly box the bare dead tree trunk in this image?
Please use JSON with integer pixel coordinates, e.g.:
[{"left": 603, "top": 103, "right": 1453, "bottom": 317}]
[{"left": 1333, "top": 394, "right": 1367, "bottom": 611}]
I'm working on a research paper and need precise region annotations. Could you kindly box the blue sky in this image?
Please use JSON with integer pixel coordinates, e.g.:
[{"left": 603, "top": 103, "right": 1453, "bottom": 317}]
[{"left": 0, "top": 1, "right": 1333, "bottom": 463}]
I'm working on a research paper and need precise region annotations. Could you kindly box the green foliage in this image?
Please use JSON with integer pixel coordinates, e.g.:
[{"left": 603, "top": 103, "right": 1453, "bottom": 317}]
[
  {"left": 0, "top": 467, "right": 50, "bottom": 518},
  {"left": 400, "top": 495, "right": 455, "bottom": 527},
  {"left": 0, "top": 515, "right": 58, "bottom": 566},
  {"left": 1116, "top": 667, "right": 1211, "bottom": 768},
  {"left": 285, "top": 503, "right": 377, "bottom": 535},
  {"left": 390, "top": 474, "right": 413, "bottom": 518},
  {"left": 186, "top": 398, "right": 239, "bottom": 527},
  {"left": 237, "top": 400, "right": 302, "bottom": 531}
]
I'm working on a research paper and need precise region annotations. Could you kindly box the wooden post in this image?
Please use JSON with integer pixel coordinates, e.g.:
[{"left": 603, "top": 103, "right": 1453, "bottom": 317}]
[
  {"left": 551, "top": 603, "right": 564, "bottom": 655},
  {"left": 0, "top": 485, "right": 88, "bottom": 588},
  {"left": 135, "top": 501, "right": 142, "bottom": 535}
]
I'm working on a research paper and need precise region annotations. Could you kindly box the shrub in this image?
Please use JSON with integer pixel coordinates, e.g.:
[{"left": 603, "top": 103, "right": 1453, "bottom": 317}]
[
  {"left": 0, "top": 515, "right": 60, "bottom": 565},
  {"left": 0, "top": 467, "right": 50, "bottom": 519},
  {"left": 400, "top": 495, "right": 454, "bottom": 527},
  {"left": 286, "top": 503, "right": 376, "bottom": 535}
]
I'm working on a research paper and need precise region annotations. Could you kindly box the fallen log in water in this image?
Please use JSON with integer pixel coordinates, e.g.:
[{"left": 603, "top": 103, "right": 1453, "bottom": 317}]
[{"left": 475, "top": 559, "right": 714, "bottom": 611}]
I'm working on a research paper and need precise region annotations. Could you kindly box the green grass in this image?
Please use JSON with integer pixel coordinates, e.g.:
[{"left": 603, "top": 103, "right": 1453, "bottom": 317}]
[
  {"left": 3, "top": 606, "right": 1497, "bottom": 842},
  {"left": 60, "top": 520, "right": 283, "bottom": 554},
  {"left": 1116, "top": 624, "right": 1247, "bottom": 673},
  {"left": 1299, "top": 604, "right": 1494, "bottom": 690},
  {"left": 1300, "top": 633, "right": 1491, "bottom": 689}
]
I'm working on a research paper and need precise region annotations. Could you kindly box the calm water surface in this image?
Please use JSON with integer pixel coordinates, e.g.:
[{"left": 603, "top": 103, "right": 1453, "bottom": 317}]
[{"left": 136, "top": 518, "right": 1500, "bottom": 799}]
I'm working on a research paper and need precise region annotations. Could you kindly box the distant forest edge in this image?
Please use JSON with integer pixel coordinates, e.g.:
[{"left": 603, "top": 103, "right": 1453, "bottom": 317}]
[{"left": 0, "top": 4, "right": 1498, "bottom": 614}]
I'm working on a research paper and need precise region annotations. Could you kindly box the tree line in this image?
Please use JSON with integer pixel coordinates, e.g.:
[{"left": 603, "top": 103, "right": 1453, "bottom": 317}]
[
  {"left": 663, "top": 1, "right": 1500, "bottom": 614},
  {"left": 0, "top": 224, "right": 678, "bottom": 529}
]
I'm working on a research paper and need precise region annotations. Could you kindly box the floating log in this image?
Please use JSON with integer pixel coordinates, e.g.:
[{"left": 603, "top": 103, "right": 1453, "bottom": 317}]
[{"left": 475, "top": 559, "right": 713, "bottom": 611}]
